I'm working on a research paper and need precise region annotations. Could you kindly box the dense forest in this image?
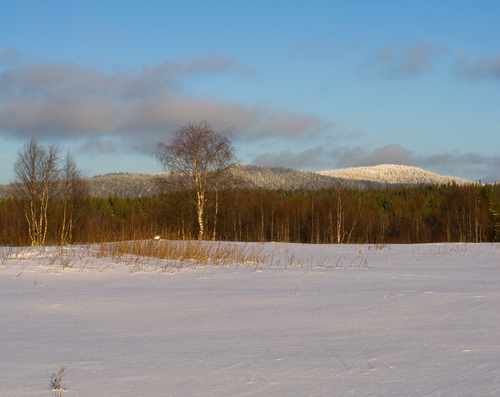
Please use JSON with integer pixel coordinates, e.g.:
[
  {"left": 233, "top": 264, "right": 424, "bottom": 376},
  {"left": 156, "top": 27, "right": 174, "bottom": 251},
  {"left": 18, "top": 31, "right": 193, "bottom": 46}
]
[{"left": 0, "top": 182, "right": 499, "bottom": 246}]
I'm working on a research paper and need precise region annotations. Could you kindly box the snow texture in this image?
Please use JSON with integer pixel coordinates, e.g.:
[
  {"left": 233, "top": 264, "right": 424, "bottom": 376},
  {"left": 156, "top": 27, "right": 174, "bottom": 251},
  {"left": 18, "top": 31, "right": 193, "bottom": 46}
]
[
  {"left": 319, "top": 164, "right": 471, "bottom": 186},
  {"left": 1, "top": 242, "right": 499, "bottom": 396}
]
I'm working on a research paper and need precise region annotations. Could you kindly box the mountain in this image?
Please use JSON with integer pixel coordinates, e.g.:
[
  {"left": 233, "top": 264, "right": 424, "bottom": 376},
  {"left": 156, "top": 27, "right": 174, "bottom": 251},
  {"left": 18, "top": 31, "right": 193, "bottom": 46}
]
[
  {"left": 0, "top": 164, "right": 473, "bottom": 199},
  {"left": 85, "top": 164, "right": 473, "bottom": 197}
]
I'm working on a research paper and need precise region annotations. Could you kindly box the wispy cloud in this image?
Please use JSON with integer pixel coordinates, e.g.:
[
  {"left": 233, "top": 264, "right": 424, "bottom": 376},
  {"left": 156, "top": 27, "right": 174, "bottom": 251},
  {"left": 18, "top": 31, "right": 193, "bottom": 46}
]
[
  {"left": 0, "top": 54, "right": 237, "bottom": 98},
  {"left": 454, "top": 52, "right": 500, "bottom": 80},
  {"left": 361, "top": 43, "right": 446, "bottom": 78},
  {"left": 0, "top": 48, "right": 23, "bottom": 66},
  {"left": 0, "top": 53, "right": 330, "bottom": 153},
  {"left": 337, "top": 144, "right": 413, "bottom": 167},
  {"left": 78, "top": 140, "right": 118, "bottom": 154},
  {"left": 336, "top": 144, "right": 496, "bottom": 170},
  {"left": 253, "top": 146, "right": 331, "bottom": 170}
]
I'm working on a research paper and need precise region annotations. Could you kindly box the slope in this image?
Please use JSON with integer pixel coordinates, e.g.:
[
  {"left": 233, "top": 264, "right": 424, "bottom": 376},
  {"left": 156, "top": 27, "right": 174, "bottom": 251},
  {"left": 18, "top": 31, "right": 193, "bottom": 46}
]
[{"left": 319, "top": 164, "right": 471, "bottom": 186}]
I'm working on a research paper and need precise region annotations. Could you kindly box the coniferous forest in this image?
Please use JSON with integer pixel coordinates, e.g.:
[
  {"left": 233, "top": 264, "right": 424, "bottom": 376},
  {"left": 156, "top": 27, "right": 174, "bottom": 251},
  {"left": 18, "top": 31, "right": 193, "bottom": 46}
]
[{"left": 1, "top": 182, "right": 499, "bottom": 246}]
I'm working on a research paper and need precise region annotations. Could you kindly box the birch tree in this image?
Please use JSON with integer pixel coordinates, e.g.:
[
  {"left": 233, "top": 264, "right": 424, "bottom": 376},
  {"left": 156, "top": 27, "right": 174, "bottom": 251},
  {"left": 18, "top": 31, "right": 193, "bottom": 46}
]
[
  {"left": 59, "top": 151, "right": 89, "bottom": 244},
  {"left": 155, "top": 121, "right": 238, "bottom": 240},
  {"left": 12, "top": 139, "right": 60, "bottom": 246}
]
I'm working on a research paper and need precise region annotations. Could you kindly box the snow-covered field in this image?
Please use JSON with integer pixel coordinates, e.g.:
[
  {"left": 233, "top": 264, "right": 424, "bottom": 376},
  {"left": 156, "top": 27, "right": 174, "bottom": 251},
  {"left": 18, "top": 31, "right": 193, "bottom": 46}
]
[{"left": 1, "top": 242, "right": 500, "bottom": 396}]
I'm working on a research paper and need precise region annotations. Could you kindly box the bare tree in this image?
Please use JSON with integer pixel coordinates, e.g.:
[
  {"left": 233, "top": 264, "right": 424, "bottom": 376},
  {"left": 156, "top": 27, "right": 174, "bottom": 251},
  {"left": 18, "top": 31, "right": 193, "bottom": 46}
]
[
  {"left": 12, "top": 138, "right": 60, "bottom": 246},
  {"left": 59, "top": 151, "right": 90, "bottom": 245},
  {"left": 155, "top": 121, "right": 238, "bottom": 240}
]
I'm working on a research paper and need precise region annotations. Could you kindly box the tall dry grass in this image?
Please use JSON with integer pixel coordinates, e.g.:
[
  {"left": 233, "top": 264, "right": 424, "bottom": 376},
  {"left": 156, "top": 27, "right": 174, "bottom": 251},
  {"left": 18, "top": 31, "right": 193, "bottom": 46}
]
[
  {"left": 0, "top": 239, "right": 273, "bottom": 273},
  {"left": 0, "top": 238, "right": 399, "bottom": 274},
  {"left": 96, "top": 239, "right": 270, "bottom": 272}
]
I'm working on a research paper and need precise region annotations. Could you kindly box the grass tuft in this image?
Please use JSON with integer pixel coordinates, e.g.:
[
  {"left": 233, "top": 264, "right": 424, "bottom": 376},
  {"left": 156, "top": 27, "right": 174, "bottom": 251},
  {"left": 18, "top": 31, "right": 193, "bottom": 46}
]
[{"left": 50, "top": 367, "right": 66, "bottom": 396}]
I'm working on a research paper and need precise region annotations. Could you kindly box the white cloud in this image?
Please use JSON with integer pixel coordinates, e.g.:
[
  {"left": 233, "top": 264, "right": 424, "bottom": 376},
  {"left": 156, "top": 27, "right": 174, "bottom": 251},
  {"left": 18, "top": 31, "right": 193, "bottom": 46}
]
[{"left": 0, "top": 54, "right": 331, "bottom": 153}]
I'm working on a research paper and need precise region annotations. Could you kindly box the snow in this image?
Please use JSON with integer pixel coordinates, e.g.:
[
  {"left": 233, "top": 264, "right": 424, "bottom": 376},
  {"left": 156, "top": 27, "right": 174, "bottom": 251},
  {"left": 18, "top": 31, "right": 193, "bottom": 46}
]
[
  {"left": 1, "top": 242, "right": 500, "bottom": 396},
  {"left": 319, "top": 164, "right": 472, "bottom": 185}
]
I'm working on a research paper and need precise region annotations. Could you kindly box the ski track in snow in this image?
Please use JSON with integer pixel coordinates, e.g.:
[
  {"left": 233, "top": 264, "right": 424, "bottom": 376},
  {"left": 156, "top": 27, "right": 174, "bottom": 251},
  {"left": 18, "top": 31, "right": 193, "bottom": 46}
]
[{"left": 1, "top": 242, "right": 500, "bottom": 396}]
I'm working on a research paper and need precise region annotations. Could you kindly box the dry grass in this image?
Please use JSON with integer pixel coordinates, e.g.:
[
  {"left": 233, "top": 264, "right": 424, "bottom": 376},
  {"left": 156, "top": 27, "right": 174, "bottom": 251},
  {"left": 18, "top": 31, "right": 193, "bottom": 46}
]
[
  {"left": 327, "top": 333, "right": 373, "bottom": 371},
  {"left": 246, "top": 372, "right": 273, "bottom": 383},
  {"left": 50, "top": 367, "right": 66, "bottom": 396},
  {"left": 0, "top": 240, "right": 272, "bottom": 273},
  {"left": 97, "top": 239, "right": 270, "bottom": 273},
  {"left": 0, "top": 239, "right": 385, "bottom": 274}
]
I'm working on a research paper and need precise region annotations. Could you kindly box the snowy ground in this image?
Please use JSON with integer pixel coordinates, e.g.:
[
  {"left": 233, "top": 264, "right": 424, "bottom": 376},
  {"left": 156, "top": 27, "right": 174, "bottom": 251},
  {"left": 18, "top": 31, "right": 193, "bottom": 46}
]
[{"left": 1, "top": 242, "right": 500, "bottom": 396}]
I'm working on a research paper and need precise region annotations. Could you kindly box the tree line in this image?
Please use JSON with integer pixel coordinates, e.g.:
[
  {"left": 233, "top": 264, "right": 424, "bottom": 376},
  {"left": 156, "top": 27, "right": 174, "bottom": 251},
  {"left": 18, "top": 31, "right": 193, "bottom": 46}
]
[
  {"left": 0, "top": 182, "right": 499, "bottom": 246},
  {"left": 140, "top": 183, "right": 500, "bottom": 244}
]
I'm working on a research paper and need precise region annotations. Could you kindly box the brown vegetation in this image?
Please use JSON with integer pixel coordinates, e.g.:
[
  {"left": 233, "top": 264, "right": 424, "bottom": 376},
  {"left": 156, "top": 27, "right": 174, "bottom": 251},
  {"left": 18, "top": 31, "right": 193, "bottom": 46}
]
[{"left": 0, "top": 182, "right": 499, "bottom": 246}]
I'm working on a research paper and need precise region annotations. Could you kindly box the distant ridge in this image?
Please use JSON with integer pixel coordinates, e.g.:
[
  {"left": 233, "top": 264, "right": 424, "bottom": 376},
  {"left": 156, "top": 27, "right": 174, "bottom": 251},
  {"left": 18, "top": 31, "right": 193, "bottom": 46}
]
[
  {"left": 318, "top": 164, "right": 471, "bottom": 186},
  {"left": 0, "top": 164, "right": 473, "bottom": 199},
  {"left": 230, "top": 164, "right": 359, "bottom": 190}
]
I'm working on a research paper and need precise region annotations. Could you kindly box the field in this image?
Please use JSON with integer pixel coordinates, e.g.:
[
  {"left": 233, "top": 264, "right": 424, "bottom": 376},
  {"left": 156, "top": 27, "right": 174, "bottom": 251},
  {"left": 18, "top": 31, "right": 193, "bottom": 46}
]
[{"left": 1, "top": 242, "right": 500, "bottom": 396}]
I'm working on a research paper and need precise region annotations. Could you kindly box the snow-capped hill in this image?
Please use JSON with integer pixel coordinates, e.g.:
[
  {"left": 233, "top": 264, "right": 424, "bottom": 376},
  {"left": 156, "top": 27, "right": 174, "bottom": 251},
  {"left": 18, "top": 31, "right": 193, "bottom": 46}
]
[
  {"left": 0, "top": 164, "right": 474, "bottom": 199},
  {"left": 318, "top": 164, "right": 471, "bottom": 186}
]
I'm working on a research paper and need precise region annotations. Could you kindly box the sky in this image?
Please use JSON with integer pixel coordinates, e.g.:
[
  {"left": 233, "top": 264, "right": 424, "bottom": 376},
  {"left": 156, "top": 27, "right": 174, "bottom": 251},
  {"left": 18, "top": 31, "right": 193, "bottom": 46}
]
[{"left": 0, "top": 0, "right": 499, "bottom": 184}]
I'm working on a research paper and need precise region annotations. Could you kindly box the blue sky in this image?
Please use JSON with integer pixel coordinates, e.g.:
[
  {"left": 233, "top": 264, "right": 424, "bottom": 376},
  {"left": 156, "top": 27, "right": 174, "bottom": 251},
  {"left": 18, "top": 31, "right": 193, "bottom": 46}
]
[{"left": 1, "top": 0, "right": 499, "bottom": 184}]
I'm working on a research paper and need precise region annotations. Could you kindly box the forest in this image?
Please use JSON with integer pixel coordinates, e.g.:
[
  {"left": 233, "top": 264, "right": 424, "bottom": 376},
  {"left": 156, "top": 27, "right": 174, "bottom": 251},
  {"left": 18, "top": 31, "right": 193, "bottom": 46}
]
[
  {"left": 1, "top": 182, "right": 499, "bottom": 246},
  {"left": 4, "top": 133, "right": 499, "bottom": 247}
]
